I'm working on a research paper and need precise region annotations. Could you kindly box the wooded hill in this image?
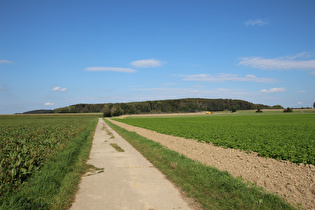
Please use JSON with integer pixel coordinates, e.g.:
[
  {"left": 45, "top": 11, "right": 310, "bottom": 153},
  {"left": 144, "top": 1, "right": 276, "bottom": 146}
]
[{"left": 51, "top": 98, "right": 281, "bottom": 115}]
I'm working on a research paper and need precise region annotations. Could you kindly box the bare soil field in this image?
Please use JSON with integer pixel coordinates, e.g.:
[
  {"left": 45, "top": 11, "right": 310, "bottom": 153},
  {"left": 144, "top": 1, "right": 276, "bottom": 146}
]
[{"left": 108, "top": 118, "right": 315, "bottom": 209}]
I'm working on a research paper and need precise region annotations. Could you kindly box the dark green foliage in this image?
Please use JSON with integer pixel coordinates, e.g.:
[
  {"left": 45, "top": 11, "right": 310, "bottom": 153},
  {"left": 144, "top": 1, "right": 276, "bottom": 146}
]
[
  {"left": 54, "top": 98, "right": 277, "bottom": 114},
  {"left": 230, "top": 106, "right": 238, "bottom": 113},
  {"left": 22, "top": 110, "right": 54, "bottom": 114},
  {"left": 272, "top": 105, "right": 284, "bottom": 109},
  {"left": 256, "top": 108, "right": 263, "bottom": 113},
  {"left": 283, "top": 107, "right": 293, "bottom": 112},
  {"left": 102, "top": 106, "right": 112, "bottom": 117}
]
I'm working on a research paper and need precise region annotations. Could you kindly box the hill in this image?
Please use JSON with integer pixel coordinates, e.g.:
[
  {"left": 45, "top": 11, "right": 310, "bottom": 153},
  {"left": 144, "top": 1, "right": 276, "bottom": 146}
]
[
  {"left": 53, "top": 98, "right": 281, "bottom": 115},
  {"left": 22, "top": 109, "right": 54, "bottom": 114}
]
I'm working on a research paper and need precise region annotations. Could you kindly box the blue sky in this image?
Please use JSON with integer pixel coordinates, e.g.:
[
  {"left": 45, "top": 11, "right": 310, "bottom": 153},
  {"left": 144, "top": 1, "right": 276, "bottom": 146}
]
[{"left": 1, "top": 0, "right": 315, "bottom": 114}]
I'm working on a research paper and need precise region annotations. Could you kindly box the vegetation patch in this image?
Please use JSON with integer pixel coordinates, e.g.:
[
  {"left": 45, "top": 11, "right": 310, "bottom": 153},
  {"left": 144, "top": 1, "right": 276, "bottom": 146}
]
[
  {"left": 0, "top": 115, "right": 97, "bottom": 209},
  {"left": 110, "top": 143, "right": 125, "bottom": 152},
  {"left": 102, "top": 125, "right": 114, "bottom": 139},
  {"left": 85, "top": 164, "right": 104, "bottom": 176},
  {"left": 105, "top": 119, "right": 294, "bottom": 209}
]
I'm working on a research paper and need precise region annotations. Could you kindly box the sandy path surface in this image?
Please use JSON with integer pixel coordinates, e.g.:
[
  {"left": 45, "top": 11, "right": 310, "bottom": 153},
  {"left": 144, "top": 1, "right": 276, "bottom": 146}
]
[
  {"left": 71, "top": 118, "right": 193, "bottom": 210},
  {"left": 108, "top": 119, "right": 315, "bottom": 209}
]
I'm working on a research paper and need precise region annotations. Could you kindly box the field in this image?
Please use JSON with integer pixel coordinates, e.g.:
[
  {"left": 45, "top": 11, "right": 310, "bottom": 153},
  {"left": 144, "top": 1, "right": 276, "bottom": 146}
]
[
  {"left": 0, "top": 114, "right": 97, "bottom": 208},
  {"left": 114, "top": 112, "right": 315, "bottom": 165},
  {"left": 106, "top": 118, "right": 295, "bottom": 209}
]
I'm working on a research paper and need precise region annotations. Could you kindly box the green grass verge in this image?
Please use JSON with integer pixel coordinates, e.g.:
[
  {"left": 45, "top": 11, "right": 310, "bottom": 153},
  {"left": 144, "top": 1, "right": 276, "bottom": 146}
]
[
  {"left": 0, "top": 119, "right": 98, "bottom": 210},
  {"left": 105, "top": 119, "right": 295, "bottom": 210}
]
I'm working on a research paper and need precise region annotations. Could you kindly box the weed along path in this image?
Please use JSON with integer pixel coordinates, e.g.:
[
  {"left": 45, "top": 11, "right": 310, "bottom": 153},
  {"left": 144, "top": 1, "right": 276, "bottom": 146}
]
[
  {"left": 71, "top": 118, "right": 192, "bottom": 210},
  {"left": 108, "top": 119, "right": 315, "bottom": 210}
]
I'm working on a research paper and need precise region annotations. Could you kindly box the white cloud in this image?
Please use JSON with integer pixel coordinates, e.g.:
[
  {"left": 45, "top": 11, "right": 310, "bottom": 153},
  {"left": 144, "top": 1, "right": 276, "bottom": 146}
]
[
  {"left": 178, "top": 73, "right": 275, "bottom": 83},
  {"left": 238, "top": 52, "right": 315, "bottom": 71},
  {"left": 85, "top": 67, "right": 137, "bottom": 73},
  {"left": 298, "top": 90, "right": 306, "bottom": 93},
  {"left": 311, "top": 71, "right": 315, "bottom": 76},
  {"left": 259, "top": 88, "right": 286, "bottom": 93},
  {"left": 298, "top": 102, "right": 303, "bottom": 105},
  {"left": 0, "top": 86, "right": 5, "bottom": 90},
  {"left": 44, "top": 102, "right": 55, "bottom": 106},
  {"left": 0, "top": 60, "right": 14, "bottom": 64},
  {"left": 52, "top": 86, "right": 67, "bottom": 92},
  {"left": 130, "top": 59, "right": 163, "bottom": 68},
  {"left": 244, "top": 19, "right": 268, "bottom": 26}
]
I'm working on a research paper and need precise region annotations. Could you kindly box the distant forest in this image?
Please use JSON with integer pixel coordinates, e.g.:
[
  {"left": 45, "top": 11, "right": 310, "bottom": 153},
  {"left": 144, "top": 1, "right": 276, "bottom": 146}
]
[{"left": 24, "top": 98, "right": 283, "bottom": 115}]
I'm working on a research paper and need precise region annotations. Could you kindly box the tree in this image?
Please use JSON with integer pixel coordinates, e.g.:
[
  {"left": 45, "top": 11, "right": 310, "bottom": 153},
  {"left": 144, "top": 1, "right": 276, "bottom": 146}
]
[
  {"left": 256, "top": 108, "right": 263, "bottom": 113},
  {"left": 272, "top": 105, "right": 284, "bottom": 109},
  {"left": 283, "top": 107, "right": 293, "bottom": 112},
  {"left": 231, "top": 106, "right": 237, "bottom": 113},
  {"left": 313, "top": 102, "right": 315, "bottom": 109},
  {"left": 102, "top": 106, "right": 112, "bottom": 117}
]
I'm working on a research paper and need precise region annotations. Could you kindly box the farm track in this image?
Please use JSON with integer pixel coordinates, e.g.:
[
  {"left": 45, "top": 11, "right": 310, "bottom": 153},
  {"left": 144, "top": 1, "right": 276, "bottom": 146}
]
[{"left": 108, "top": 118, "right": 315, "bottom": 210}]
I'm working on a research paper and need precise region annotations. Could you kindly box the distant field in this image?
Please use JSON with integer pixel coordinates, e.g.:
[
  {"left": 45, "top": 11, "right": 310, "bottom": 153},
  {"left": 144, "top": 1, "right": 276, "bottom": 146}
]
[{"left": 114, "top": 112, "right": 315, "bottom": 165}]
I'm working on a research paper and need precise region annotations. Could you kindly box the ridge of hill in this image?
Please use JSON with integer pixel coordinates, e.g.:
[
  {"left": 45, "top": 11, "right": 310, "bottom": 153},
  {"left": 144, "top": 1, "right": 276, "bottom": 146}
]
[
  {"left": 51, "top": 98, "right": 281, "bottom": 115},
  {"left": 21, "top": 98, "right": 283, "bottom": 115}
]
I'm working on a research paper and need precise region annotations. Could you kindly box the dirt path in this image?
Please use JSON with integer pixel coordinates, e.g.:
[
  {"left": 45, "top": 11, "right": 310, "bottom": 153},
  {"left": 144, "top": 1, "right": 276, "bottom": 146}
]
[
  {"left": 108, "top": 119, "right": 315, "bottom": 209},
  {"left": 71, "top": 118, "right": 193, "bottom": 210}
]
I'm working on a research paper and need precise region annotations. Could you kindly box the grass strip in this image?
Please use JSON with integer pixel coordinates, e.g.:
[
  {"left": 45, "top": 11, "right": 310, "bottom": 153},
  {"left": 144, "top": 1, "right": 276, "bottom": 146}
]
[
  {"left": 110, "top": 143, "right": 125, "bottom": 152},
  {"left": 1, "top": 119, "right": 98, "bottom": 210},
  {"left": 102, "top": 124, "right": 114, "bottom": 139},
  {"left": 105, "top": 119, "right": 295, "bottom": 210}
]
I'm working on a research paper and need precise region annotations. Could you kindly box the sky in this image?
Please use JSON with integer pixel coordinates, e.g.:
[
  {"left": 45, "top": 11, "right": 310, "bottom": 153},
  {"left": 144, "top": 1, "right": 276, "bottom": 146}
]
[{"left": 1, "top": 0, "right": 315, "bottom": 114}]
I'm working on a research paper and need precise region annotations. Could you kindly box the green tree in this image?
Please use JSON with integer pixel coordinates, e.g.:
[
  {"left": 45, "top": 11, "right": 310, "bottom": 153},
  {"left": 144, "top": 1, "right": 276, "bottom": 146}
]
[
  {"left": 102, "top": 105, "right": 112, "bottom": 117},
  {"left": 272, "top": 105, "right": 284, "bottom": 109},
  {"left": 283, "top": 107, "right": 293, "bottom": 112},
  {"left": 231, "top": 106, "right": 237, "bottom": 113}
]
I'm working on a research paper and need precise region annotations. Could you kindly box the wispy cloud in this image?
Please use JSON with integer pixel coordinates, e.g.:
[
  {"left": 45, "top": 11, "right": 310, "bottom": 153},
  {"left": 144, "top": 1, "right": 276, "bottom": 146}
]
[
  {"left": 44, "top": 102, "right": 55, "bottom": 106},
  {"left": 259, "top": 88, "right": 286, "bottom": 93},
  {"left": 53, "top": 86, "right": 67, "bottom": 92},
  {"left": 244, "top": 19, "right": 268, "bottom": 26},
  {"left": 178, "top": 73, "right": 275, "bottom": 83},
  {"left": 130, "top": 59, "right": 163, "bottom": 68},
  {"left": 0, "top": 60, "right": 14, "bottom": 64},
  {"left": 85, "top": 67, "right": 137, "bottom": 73},
  {"left": 238, "top": 52, "right": 315, "bottom": 71}
]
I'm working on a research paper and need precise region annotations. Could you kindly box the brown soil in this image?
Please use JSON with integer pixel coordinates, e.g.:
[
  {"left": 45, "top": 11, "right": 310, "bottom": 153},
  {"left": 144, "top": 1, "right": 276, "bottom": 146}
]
[{"left": 108, "top": 118, "right": 315, "bottom": 210}]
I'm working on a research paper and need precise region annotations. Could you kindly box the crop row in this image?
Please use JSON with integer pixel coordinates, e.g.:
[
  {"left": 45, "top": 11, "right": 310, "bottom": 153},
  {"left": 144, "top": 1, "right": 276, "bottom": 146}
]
[
  {"left": 115, "top": 113, "right": 315, "bottom": 165},
  {"left": 0, "top": 115, "right": 96, "bottom": 197}
]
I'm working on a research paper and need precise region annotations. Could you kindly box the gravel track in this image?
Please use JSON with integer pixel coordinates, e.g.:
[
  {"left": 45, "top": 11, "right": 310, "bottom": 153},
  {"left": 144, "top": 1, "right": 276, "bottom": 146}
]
[{"left": 108, "top": 118, "right": 315, "bottom": 209}]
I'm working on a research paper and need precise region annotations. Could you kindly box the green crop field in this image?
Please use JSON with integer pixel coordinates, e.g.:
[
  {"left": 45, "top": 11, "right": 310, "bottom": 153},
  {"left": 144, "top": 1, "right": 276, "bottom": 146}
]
[
  {"left": 114, "top": 112, "right": 315, "bottom": 165},
  {"left": 0, "top": 115, "right": 96, "bottom": 199}
]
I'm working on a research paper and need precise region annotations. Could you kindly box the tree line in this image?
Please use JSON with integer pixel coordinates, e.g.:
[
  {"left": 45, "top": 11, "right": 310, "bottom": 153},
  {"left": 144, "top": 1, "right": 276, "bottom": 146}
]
[{"left": 51, "top": 98, "right": 282, "bottom": 116}]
